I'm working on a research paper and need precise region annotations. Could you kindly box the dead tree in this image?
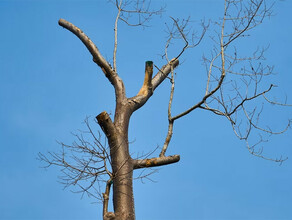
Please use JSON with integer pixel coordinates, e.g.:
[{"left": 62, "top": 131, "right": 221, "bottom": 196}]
[{"left": 39, "top": 0, "right": 291, "bottom": 219}]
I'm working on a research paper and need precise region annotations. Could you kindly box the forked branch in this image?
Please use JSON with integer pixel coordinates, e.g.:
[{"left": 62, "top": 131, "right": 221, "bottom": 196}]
[{"left": 129, "top": 58, "right": 179, "bottom": 112}]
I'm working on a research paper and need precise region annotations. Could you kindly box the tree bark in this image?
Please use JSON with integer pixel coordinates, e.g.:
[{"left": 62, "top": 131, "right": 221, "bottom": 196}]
[{"left": 97, "top": 108, "right": 135, "bottom": 220}]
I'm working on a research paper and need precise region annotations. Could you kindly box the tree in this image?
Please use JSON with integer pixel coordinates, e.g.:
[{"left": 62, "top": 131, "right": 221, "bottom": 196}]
[{"left": 39, "top": 0, "right": 291, "bottom": 219}]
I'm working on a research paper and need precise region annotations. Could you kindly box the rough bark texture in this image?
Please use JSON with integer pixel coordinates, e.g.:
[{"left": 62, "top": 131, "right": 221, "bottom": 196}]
[
  {"left": 97, "top": 109, "right": 135, "bottom": 220},
  {"left": 133, "top": 154, "right": 180, "bottom": 169}
]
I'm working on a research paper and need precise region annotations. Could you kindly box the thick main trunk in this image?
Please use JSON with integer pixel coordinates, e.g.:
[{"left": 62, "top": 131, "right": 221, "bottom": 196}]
[
  {"left": 112, "top": 104, "right": 135, "bottom": 220},
  {"left": 97, "top": 106, "right": 135, "bottom": 220},
  {"left": 110, "top": 133, "right": 134, "bottom": 220}
]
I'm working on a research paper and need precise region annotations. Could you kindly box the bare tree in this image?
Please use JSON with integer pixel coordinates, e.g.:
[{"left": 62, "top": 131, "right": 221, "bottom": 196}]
[{"left": 39, "top": 0, "right": 291, "bottom": 219}]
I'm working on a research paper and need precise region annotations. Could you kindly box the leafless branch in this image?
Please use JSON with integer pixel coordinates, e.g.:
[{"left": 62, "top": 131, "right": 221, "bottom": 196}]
[
  {"left": 103, "top": 178, "right": 115, "bottom": 220},
  {"left": 58, "top": 19, "right": 115, "bottom": 80},
  {"left": 38, "top": 117, "right": 111, "bottom": 201},
  {"left": 157, "top": 0, "right": 290, "bottom": 163},
  {"left": 111, "top": 0, "right": 165, "bottom": 27},
  {"left": 58, "top": 18, "right": 126, "bottom": 103},
  {"left": 133, "top": 155, "right": 180, "bottom": 169}
]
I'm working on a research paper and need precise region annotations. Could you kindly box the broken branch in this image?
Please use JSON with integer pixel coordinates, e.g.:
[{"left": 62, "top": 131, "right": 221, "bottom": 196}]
[{"left": 133, "top": 154, "right": 180, "bottom": 169}]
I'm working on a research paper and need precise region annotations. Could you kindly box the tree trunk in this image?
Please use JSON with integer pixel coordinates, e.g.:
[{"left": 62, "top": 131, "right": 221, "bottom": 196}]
[
  {"left": 111, "top": 136, "right": 135, "bottom": 220},
  {"left": 97, "top": 104, "right": 135, "bottom": 220}
]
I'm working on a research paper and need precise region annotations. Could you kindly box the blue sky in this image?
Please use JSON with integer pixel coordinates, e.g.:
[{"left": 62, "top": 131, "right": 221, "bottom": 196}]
[{"left": 0, "top": 0, "right": 291, "bottom": 220}]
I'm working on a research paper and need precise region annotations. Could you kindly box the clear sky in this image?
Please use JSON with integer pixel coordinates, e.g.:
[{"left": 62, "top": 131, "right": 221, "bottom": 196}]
[{"left": 0, "top": 0, "right": 291, "bottom": 220}]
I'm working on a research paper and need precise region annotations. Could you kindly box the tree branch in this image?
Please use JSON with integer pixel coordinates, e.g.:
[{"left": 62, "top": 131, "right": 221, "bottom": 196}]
[
  {"left": 128, "top": 59, "right": 179, "bottom": 112},
  {"left": 133, "top": 154, "right": 180, "bottom": 169},
  {"left": 152, "top": 58, "right": 179, "bottom": 91},
  {"left": 103, "top": 178, "right": 115, "bottom": 220},
  {"left": 58, "top": 19, "right": 126, "bottom": 101},
  {"left": 113, "top": 0, "right": 123, "bottom": 72},
  {"left": 59, "top": 19, "right": 115, "bottom": 80},
  {"left": 160, "top": 54, "right": 175, "bottom": 157},
  {"left": 223, "top": 0, "right": 264, "bottom": 48},
  {"left": 137, "top": 61, "right": 153, "bottom": 96},
  {"left": 228, "top": 84, "right": 274, "bottom": 116},
  {"left": 96, "top": 111, "right": 118, "bottom": 143}
]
